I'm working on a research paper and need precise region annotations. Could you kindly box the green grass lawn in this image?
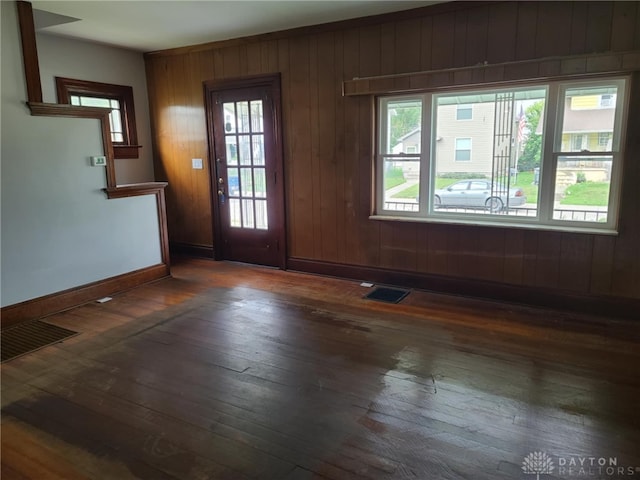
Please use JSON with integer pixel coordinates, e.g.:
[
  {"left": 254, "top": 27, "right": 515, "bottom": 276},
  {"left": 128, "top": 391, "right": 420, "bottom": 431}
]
[
  {"left": 392, "top": 175, "right": 535, "bottom": 200},
  {"left": 391, "top": 178, "right": 457, "bottom": 199},
  {"left": 561, "top": 181, "right": 609, "bottom": 206},
  {"left": 511, "top": 171, "right": 538, "bottom": 204},
  {"left": 384, "top": 167, "right": 406, "bottom": 190},
  {"left": 391, "top": 183, "right": 418, "bottom": 199},
  {"left": 389, "top": 171, "right": 607, "bottom": 207}
]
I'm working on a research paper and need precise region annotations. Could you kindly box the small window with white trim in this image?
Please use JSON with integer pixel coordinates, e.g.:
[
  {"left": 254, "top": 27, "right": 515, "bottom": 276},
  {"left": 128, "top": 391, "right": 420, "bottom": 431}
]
[
  {"left": 456, "top": 104, "right": 473, "bottom": 120},
  {"left": 454, "top": 138, "right": 472, "bottom": 161},
  {"left": 56, "top": 77, "right": 141, "bottom": 159}
]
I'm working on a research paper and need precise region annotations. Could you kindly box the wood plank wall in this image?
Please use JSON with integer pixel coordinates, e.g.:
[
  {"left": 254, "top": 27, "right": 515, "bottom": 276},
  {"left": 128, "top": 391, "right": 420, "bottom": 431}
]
[{"left": 145, "top": 1, "right": 640, "bottom": 302}]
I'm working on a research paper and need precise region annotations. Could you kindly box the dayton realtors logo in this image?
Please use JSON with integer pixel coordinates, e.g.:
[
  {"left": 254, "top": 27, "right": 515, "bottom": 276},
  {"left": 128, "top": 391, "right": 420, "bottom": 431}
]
[
  {"left": 522, "top": 452, "right": 640, "bottom": 478},
  {"left": 522, "top": 451, "right": 555, "bottom": 480}
]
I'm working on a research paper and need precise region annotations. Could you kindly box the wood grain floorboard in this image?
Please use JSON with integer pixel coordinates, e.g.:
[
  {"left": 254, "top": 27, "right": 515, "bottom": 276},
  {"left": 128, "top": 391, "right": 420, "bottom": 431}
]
[{"left": 2, "top": 257, "right": 639, "bottom": 479}]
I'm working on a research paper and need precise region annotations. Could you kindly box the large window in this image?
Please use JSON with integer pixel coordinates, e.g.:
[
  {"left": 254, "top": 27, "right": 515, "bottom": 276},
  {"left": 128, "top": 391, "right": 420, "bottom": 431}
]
[
  {"left": 56, "top": 77, "right": 140, "bottom": 159},
  {"left": 375, "top": 77, "right": 628, "bottom": 232}
]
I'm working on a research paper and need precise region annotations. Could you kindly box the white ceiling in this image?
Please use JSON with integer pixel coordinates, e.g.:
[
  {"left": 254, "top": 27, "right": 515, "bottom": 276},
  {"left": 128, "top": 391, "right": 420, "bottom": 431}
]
[{"left": 31, "top": 0, "right": 443, "bottom": 53}]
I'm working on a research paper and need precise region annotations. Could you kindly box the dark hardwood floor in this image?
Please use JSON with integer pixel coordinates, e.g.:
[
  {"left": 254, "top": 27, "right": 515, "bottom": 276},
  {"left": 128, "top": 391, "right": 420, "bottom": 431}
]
[{"left": 2, "top": 257, "right": 639, "bottom": 480}]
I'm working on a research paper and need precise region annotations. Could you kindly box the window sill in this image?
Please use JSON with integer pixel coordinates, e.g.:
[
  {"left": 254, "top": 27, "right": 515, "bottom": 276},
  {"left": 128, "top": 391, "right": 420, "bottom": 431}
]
[
  {"left": 104, "top": 182, "right": 168, "bottom": 199},
  {"left": 369, "top": 214, "right": 619, "bottom": 236},
  {"left": 114, "top": 145, "right": 142, "bottom": 159}
]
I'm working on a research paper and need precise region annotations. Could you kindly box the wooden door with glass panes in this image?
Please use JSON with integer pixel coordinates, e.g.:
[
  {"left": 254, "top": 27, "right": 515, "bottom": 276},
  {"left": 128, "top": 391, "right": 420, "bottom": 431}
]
[{"left": 207, "top": 77, "right": 285, "bottom": 267}]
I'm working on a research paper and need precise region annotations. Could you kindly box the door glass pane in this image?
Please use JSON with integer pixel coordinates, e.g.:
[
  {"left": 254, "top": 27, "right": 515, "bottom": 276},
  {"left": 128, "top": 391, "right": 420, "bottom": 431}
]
[
  {"left": 70, "top": 95, "right": 80, "bottom": 106},
  {"left": 227, "top": 168, "right": 240, "bottom": 197},
  {"left": 553, "top": 155, "right": 611, "bottom": 222},
  {"left": 252, "top": 135, "right": 265, "bottom": 166},
  {"left": 253, "top": 168, "right": 267, "bottom": 198},
  {"left": 382, "top": 158, "right": 420, "bottom": 212},
  {"left": 221, "top": 97, "right": 271, "bottom": 232},
  {"left": 237, "top": 101, "right": 250, "bottom": 133},
  {"left": 251, "top": 101, "right": 263, "bottom": 132},
  {"left": 229, "top": 199, "right": 241, "bottom": 227},
  {"left": 240, "top": 168, "right": 253, "bottom": 197},
  {"left": 255, "top": 200, "right": 268, "bottom": 229},
  {"left": 226, "top": 137, "right": 238, "bottom": 165},
  {"left": 223, "top": 103, "right": 236, "bottom": 133},
  {"left": 238, "top": 135, "right": 251, "bottom": 165},
  {"left": 559, "top": 85, "right": 618, "bottom": 153},
  {"left": 242, "top": 199, "right": 255, "bottom": 228}
]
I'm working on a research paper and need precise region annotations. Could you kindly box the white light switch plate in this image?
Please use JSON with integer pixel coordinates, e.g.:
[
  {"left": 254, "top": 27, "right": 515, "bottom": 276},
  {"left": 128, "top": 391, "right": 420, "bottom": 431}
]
[{"left": 192, "top": 158, "right": 203, "bottom": 169}]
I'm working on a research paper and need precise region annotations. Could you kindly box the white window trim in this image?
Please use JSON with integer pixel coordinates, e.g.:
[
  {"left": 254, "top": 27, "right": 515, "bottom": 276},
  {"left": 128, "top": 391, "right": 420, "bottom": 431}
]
[{"left": 373, "top": 76, "right": 629, "bottom": 234}]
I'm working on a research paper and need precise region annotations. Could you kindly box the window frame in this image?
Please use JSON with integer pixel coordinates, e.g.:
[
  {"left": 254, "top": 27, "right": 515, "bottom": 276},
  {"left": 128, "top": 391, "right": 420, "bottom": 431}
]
[
  {"left": 376, "top": 95, "right": 426, "bottom": 217},
  {"left": 55, "top": 77, "right": 141, "bottom": 159},
  {"left": 374, "top": 75, "right": 629, "bottom": 234}
]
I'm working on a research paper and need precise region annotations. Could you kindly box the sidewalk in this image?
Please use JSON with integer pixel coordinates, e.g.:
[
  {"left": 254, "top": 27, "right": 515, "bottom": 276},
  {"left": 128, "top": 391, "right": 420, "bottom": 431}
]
[{"left": 385, "top": 180, "right": 418, "bottom": 199}]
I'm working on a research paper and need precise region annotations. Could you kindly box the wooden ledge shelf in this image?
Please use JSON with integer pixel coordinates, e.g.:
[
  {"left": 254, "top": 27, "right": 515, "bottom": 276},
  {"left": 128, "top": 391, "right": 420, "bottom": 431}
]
[
  {"left": 104, "top": 182, "right": 171, "bottom": 267},
  {"left": 29, "top": 103, "right": 143, "bottom": 159},
  {"left": 27, "top": 101, "right": 110, "bottom": 118},
  {"left": 114, "top": 144, "right": 142, "bottom": 159},
  {"left": 343, "top": 51, "right": 640, "bottom": 96},
  {"left": 26, "top": 101, "right": 117, "bottom": 187},
  {"left": 104, "top": 182, "right": 168, "bottom": 199}
]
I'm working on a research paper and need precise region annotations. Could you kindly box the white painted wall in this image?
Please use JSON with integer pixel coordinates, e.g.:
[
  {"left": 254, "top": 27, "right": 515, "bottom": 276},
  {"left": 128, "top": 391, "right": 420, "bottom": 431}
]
[
  {"left": 1, "top": 2, "right": 162, "bottom": 307},
  {"left": 36, "top": 31, "right": 154, "bottom": 185}
]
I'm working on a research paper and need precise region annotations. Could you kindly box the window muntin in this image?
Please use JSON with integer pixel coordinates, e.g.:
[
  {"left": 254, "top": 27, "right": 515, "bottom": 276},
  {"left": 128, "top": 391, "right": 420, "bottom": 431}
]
[{"left": 375, "top": 77, "right": 627, "bottom": 231}]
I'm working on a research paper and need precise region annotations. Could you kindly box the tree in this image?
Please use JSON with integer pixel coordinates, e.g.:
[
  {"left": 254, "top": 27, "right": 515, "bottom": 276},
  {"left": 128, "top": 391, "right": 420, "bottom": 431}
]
[
  {"left": 518, "top": 101, "right": 544, "bottom": 172},
  {"left": 389, "top": 105, "right": 421, "bottom": 147}
]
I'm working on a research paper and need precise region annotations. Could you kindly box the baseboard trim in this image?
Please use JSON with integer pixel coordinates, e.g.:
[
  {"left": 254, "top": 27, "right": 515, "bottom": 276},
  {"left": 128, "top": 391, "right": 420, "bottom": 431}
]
[
  {"left": 287, "top": 257, "right": 640, "bottom": 320},
  {"left": 169, "top": 242, "right": 214, "bottom": 258},
  {"left": 1, "top": 264, "right": 170, "bottom": 328}
]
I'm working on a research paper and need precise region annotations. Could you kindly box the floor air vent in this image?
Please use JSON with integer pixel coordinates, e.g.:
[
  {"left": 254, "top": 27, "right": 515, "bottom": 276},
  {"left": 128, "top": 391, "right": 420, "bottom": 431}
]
[
  {"left": 1, "top": 321, "right": 78, "bottom": 363},
  {"left": 364, "top": 287, "right": 410, "bottom": 304}
]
